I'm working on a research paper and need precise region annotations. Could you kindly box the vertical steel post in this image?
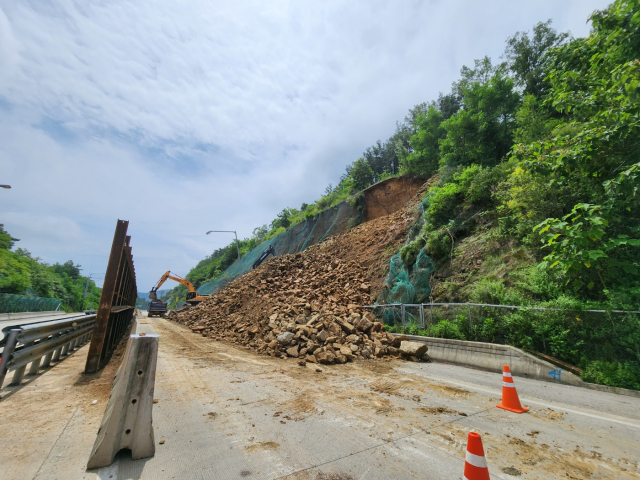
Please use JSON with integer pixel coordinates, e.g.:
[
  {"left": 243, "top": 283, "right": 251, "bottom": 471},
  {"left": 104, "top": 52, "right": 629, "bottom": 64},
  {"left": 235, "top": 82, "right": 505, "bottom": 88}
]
[
  {"left": 401, "top": 304, "right": 406, "bottom": 324},
  {"left": 0, "top": 329, "right": 19, "bottom": 389},
  {"left": 430, "top": 302, "right": 433, "bottom": 325},
  {"left": 467, "top": 302, "right": 473, "bottom": 331},
  {"left": 420, "top": 304, "right": 425, "bottom": 329},
  {"left": 85, "top": 220, "right": 128, "bottom": 374}
]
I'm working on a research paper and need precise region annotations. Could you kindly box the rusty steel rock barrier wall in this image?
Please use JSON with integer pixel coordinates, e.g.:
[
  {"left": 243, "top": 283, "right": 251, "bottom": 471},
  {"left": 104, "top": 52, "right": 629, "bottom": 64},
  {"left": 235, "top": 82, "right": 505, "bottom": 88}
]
[{"left": 85, "top": 220, "right": 138, "bottom": 374}]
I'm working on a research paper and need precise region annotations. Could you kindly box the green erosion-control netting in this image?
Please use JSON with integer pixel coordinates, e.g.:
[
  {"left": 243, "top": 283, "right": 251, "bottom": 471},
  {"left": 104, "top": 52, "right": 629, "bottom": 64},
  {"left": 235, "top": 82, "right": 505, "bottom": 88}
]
[
  {"left": 378, "top": 198, "right": 435, "bottom": 321},
  {"left": 378, "top": 195, "right": 485, "bottom": 322},
  {"left": 0, "top": 293, "right": 62, "bottom": 313},
  {"left": 198, "top": 201, "right": 360, "bottom": 295}
]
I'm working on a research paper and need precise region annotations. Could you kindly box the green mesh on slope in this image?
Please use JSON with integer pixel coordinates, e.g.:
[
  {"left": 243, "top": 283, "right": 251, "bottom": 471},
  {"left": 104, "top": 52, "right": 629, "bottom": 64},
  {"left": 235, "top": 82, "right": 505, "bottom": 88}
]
[
  {"left": 197, "top": 201, "right": 360, "bottom": 296},
  {"left": 0, "top": 293, "right": 62, "bottom": 313},
  {"left": 383, "top": 254, "right": 416, "bottom": 304},
  {"left": 377, "top": 197, "right": 435, "bottom": 311},
  {"left": 412, "top": 249, "right": 435, "bottom": 300}
]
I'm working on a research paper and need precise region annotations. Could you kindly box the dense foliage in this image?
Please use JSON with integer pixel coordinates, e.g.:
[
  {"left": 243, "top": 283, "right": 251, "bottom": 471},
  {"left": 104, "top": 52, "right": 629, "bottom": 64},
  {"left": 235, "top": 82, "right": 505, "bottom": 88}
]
[
  {"left": 0, "top": 224, "right": 101, "bottom": 311},
  {"left": 386, "top": 1, "right": 640, "bottom": 388}
]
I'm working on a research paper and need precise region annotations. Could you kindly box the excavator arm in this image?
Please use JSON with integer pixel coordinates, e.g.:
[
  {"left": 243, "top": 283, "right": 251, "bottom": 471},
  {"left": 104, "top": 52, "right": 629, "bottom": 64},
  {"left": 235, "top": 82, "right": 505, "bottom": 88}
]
[{"left": 149, "top": 271, "right": 197, "bottom": 300}]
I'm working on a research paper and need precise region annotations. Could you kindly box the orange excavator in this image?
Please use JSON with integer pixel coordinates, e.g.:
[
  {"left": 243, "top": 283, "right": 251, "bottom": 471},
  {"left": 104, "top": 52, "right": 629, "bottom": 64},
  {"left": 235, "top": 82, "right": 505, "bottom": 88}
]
[{"left": 149, "top": 271, "right": 209, "bottom": 307}]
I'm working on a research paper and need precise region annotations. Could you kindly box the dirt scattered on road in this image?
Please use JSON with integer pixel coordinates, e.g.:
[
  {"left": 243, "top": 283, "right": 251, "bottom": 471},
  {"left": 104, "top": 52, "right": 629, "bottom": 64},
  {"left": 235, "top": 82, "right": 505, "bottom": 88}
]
[
  {"left": 245, "top": 441, "right": 280, "bottom": 452},
  {"left": 417, "top": 406, "right": 459, "bottom": 415}
]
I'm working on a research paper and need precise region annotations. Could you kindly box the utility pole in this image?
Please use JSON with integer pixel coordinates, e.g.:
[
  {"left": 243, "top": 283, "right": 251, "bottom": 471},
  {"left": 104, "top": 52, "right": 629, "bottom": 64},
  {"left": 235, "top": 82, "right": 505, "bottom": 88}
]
[{"left": 206, "top": 230, "right": 240, "bottom": 260}]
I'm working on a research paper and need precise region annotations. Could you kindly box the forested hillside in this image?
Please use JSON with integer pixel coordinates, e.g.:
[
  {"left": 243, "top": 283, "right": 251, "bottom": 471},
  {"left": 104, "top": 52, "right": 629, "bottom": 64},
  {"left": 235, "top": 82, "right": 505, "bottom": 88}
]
[
  {"left": 168, "top": 2, "right": 640, "bottom": 313},
  {"left": 0, "top": 224, "right": 101, "bottom": 311}
]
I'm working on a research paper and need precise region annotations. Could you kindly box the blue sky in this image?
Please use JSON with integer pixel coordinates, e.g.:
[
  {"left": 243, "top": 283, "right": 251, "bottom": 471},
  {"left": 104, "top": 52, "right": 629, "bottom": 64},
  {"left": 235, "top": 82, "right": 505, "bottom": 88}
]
[{"left": 0, "top": 0, "right": 610, "bottom": 291}]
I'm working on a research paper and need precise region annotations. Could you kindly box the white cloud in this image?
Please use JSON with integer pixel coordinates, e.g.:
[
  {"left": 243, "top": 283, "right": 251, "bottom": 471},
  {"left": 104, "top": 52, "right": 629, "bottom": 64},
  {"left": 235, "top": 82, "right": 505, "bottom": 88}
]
[{"left": 0, "top": 0, "right": 610, "bottom": 290}]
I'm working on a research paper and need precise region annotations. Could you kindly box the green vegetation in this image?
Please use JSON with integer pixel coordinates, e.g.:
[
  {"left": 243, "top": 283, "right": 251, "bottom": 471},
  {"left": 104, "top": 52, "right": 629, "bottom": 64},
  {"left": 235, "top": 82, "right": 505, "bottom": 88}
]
[
  {"left": 0, "top": 224, "right": 101, "bottom": 311},
  {"left": 383, "top": 2, "right": 640, "bottom": 310},
  {"left": 384, "top": 2, "right": 640, "bottom": 390}
]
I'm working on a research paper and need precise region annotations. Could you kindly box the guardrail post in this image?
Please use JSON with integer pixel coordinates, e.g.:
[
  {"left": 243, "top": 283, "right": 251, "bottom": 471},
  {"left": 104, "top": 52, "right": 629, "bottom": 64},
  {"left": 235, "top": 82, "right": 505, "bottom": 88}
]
[
  {"left": 0, "top": 329, "right": 19, "bottom": 390},
  {"left": 401, "top": 304, "right": 406, "bottom": 324},
  {"left": 419, "top": 305, "right": 425, "bottom": 329},
  {"left": 61, "top": 343, "right": 70, "bottom": 357},
  {"left": 41, "top": 352, "right": 54, "bottom": 368},
  {"left": 87, "top": 334, "right": 158, "bottom": 469},
  {"left": 10, "top": 341, "right": 33, "bottom": 386},
  {"left": 28, "top": 357, "right": 42, "bottom": 375},
  {"left": 52, "top": 348, "right": 62, "bottom": 362}
]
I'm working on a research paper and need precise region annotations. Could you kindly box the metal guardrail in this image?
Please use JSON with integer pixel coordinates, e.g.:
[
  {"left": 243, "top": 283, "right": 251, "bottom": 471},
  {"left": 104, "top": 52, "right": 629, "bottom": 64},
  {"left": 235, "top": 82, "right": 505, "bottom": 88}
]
[
  {"left": 85, "top": 220, "right": 138, "bottom": 374},
  {"left": 0, "top": 313, "right": 97, "bottom": 390},
  {"left": 363, "top": 302, "right": 640, "bottom": 327}
]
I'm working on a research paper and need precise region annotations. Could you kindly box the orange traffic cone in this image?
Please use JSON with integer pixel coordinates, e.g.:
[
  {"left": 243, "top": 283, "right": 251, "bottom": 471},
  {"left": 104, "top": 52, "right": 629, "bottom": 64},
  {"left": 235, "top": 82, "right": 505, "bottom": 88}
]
[
  {"left": 496, "top": 365, "right": 529, "bottom": 413},
  {"left": 463, "top": 432, "right": 490, "bottom": 480}
]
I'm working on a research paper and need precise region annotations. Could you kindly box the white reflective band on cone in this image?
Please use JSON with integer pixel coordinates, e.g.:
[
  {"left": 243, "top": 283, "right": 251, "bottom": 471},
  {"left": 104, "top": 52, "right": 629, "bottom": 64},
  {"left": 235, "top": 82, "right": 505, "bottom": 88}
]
[
  {"left": 465, "top": 451, "right": 488, "bottom": 468},
  {"left": 503, "top": 382, "right": 516, "bottom": 387},
  {"left": 503, "top": 372, "right": 512, "bottom": 377}
]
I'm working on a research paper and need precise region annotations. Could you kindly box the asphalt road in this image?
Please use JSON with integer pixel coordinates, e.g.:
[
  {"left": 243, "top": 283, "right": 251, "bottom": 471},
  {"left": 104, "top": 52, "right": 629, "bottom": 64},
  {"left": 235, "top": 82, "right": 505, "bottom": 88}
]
[{"left": 1, "top": 313, "right": 638, "bottom": 480}]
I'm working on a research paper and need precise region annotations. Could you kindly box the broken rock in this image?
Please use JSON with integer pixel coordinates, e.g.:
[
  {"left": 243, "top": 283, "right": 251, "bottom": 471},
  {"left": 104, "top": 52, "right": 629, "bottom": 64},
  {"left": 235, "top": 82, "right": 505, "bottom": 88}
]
[
  {"left": 277, "top": 332, "right": 295, "bottom": 345},
  {"left": 399, "top": 341, "right": 428, "bottom": 358}
]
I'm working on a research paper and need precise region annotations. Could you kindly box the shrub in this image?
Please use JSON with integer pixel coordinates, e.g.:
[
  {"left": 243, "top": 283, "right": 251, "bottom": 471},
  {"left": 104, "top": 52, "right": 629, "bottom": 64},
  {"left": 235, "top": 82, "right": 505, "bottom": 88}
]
[
  {"left": 428, "top": 183, "right": 463, "bottom": 225},
  {"left": 427, "top": 320, "right": 466, "bottom": 340},
  {"left": 425, "top": 228, "right": 453, "bottom": 258},
  {"left": 400, "top": 239, "right": 425, "bottom": 267},
  {"left": 581, "top": 361, "right": 640, "bottom": 391}
]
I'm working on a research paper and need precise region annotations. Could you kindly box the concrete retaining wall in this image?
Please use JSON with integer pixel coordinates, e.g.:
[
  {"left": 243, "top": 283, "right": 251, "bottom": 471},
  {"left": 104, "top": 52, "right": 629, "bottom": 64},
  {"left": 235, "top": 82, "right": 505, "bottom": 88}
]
[{"left": 399, "top": 335, "right": 585, "bottom": 387}]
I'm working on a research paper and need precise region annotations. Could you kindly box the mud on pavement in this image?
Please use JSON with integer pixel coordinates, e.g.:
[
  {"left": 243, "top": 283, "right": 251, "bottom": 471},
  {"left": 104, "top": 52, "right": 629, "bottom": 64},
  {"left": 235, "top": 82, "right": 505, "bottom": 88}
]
[{"left": 153, "top": 316, "right": 640, "bottom": 480}]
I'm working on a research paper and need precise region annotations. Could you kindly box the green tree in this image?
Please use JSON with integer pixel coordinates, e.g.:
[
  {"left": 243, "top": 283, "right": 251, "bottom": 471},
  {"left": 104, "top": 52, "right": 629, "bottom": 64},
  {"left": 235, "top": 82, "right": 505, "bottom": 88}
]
[
  {"left": 349, "top": 157, "right": 375, "bottom": 191},
  {"left": 401, "top": 106, "right": 445, "bottom": 178},
  {"left": 515, "top": 0, "right": 640, "bottom": 292},
  {"left": 440, "top": 59, "right": 520, "bottom": 168},
  {"left": 505, "top": 20, "right": 569, "bottom": 98},
  {"left": 0, "top": 224, "right": 19, "bottom": 250}
]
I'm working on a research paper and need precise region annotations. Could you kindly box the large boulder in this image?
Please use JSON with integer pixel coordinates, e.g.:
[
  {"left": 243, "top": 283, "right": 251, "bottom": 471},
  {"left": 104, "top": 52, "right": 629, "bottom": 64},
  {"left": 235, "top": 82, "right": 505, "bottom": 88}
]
[{"left": 399, "top": 340, "right": 428, "bottom": 358}]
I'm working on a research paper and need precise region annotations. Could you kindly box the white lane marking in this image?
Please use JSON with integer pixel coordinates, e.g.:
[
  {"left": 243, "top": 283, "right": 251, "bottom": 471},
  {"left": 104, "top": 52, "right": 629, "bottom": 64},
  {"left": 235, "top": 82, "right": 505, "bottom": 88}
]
[
  {"left": 97, "top": 460, "right": 119, "bottom": 479},
  {"left": 397, "top": 369, "right": 640, "bottom": 429}
]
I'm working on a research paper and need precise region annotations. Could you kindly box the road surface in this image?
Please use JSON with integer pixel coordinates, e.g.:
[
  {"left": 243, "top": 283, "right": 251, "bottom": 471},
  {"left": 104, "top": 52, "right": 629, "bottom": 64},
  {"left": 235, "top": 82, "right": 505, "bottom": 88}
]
[{"left": 0, "top": 312, "right": 638, "bottom": 479}]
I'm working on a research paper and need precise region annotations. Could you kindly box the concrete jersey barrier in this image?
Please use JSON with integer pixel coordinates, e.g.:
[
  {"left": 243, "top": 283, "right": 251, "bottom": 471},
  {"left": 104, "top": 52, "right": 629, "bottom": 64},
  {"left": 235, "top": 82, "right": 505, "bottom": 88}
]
[
  {"left": 397, "top": 335, "right": 585, "bottom": 387},
  {"left": 87, "top": 331, "right": 159, "bottom": 469}
]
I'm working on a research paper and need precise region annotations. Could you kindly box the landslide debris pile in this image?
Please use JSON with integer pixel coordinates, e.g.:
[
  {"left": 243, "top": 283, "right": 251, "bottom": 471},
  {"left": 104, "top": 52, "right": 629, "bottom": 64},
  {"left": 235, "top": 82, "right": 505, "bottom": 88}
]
[{"left": 168, "top": 251, "right": 430, "bottom": 364}]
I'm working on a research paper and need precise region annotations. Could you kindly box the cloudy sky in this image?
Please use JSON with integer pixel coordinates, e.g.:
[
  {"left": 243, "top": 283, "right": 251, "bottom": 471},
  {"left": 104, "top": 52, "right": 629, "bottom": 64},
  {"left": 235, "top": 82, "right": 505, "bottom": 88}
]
[{"left": 0, "top": 0, "right": 609, "bottom": 291}]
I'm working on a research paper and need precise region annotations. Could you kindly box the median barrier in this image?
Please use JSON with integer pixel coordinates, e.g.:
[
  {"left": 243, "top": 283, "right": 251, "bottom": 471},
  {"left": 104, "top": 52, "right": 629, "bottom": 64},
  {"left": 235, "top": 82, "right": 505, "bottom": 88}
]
[{"left": 87, "top": 331, "right": 159, "bottom": 469}]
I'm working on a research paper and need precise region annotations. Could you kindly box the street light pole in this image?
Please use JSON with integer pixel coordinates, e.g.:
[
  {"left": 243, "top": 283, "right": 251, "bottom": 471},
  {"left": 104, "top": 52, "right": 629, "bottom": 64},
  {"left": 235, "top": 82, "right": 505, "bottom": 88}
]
[{"left": 206, "top": 230, "right": 240, "bottom": 260}]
